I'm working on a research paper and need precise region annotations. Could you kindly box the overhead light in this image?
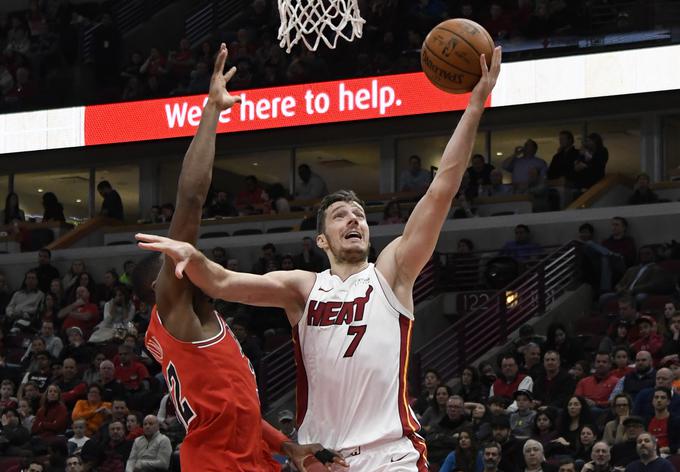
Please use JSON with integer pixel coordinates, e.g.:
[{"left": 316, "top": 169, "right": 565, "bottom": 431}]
[
  {"left": 496, "top": 152, "right": 503, "bottom": 156},
  {"left": 75, "top": 199, "right": 82, "bottom": 203},
  {"left": 252, "top": 162, "right": 259, "bottom": 166},
  {"left": 37, "top": 188, "right": 43, "bottom": 193}
]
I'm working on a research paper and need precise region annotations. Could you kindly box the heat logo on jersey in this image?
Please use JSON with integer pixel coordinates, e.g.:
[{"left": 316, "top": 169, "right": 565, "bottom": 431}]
[{"left": 307, "top": 286, "right": 373, "bottom": 326}]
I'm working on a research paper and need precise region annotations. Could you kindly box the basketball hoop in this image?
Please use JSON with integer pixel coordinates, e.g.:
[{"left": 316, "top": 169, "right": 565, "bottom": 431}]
[{"left": 277, "top": 0, "right": 365, "bottom": 53}]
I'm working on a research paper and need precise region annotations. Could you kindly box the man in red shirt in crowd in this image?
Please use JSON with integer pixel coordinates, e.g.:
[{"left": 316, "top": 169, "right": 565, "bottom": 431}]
[
  {"left": 114, "top": 345, "right": 149, "bottom": 393},
  {"left": 575, "top": 351, "right": 620, "bottom": 412},
  {"left": 58, "top": 286, "right": 99, "bottom": 338},
  {"left": 57, "top": 358, "right": 86, "bottom": 409},
  {"left": 490, "top": 353, "right": 533, "bottom": 412},
  {"left": 647, "top": 386, "right": 680, "bottom": 455},
  {"left": 631, "top": 316, "right": 664, "bottom": 361},
  {"left": 235, "top": 175, "right": 264, "bottom": 214}
]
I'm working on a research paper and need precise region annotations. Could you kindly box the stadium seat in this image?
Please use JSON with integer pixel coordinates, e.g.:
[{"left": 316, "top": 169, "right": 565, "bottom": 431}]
[
  {"left": 640, "top": 295, "right": 672, "bottom": 313},
  {"left": 266, "top": 227, "right": 293, "bottom": 233},
  {"left": 658, "top": 259, "right": 680, "bottom": 275},
  {"left": 107, "top": 240, "right": 133, "bottom": 246},
  {"left": 232, "top": 229, "right": 263, "bottom": 236},
  {"left": 200, "top": 231, "right": 230, "bottom": 239}
]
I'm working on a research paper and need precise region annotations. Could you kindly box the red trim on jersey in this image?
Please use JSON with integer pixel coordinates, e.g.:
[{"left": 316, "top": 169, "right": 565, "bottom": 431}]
[
  {"left": 292, "top": 329, "right": 309, "bottom": 427},
  {"left": 398, "top": 315, "right": 420, "bottom": 435},
  {"left": 407, "top": 433, "right": 430, "bottom": 471}
]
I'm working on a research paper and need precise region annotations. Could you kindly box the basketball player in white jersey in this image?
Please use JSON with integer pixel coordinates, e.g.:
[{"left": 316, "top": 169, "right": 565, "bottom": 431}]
[{"left": 136, "top": 47, "right": 502, "bottom": 471}]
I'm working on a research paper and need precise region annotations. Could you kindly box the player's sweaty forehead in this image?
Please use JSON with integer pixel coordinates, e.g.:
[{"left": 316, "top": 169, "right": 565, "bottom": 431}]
[{"left": 326, "top": 200, "right": 365, "bottom": 217}]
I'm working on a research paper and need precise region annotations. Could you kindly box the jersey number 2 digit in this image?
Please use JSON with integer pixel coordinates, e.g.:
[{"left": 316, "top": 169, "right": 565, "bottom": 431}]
[
  {"left": 167, "top": 362, "right": 197, "bottom": 428},
  {"left": 344, "top": 325, "right": 367, "bottom": 358}
]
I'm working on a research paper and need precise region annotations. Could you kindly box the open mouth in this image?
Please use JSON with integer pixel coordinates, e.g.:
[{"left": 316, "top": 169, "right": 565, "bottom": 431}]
[{"left": 344, "top": 230, "right": 362, "bottom": 241}]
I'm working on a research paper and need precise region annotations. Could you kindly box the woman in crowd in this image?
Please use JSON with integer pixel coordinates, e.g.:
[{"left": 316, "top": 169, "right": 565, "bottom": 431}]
[
  {"left": 5, "top": 270, "right": 44, "bottom": 332},
  {"left": 599, "top": 320, "right": 632, "bottom": 354},
  {"left": 41, "top": 192, "right": 65, "bottom": 222},
  {"left": 32, "top": 384, "right": 68, "bottom": 438},
  {"left": 420, "top": 385, "right": 451, "bottom": 433},
  {"left": 573, "top": 132, "right": 608, "bottom": 189},
  {"left": 126, "top": 413, "right": 144, "bottom": 440},
  {"left": 568, "top": 360, "right": 589, "bottom": 383},
  {"left": 262, "top": 182, "right": 290, "bottom": 214},
  {"left": 574, "top": 424, "right": 598, "bottom": 463},
  {"left": 440, "top": 427, "right": 482, "bottom": 472},
  {"left": 89, "top": 285, "right": 134, "bottom": 343},
  {"left": 82, "top": 352, "right": 106, "bottom": 386},
  {"left": 531, "top": 408, "right": 559, "bottom": 449},
  {"left": 555, "top": 396, "right": 593, "bottom": 452},
  {"left": 603, "top": 393, "right": 632, "bottom": 445},
  {"left": 382, "top": 200, "right": 405, "bottom": 224},
  {"left": 610, "top": 346, "right": 633, "bottom": 378},
  {"left": 66, "top": 272, "right": 97, "bottom": 305},
  {"left": 2, "top": 191, "right": 25, "bottom": 223},
  {"left": 454, "top": 365, "right": 484, "bottom": 403},
  {"left": 468, "top": 402, "right": 492, "bottom": 442},
  {"left": 18, "top": 397, "right": 35, "bottom": 431},
  {"left": 40, "top": 292, "right": 59, "bottom": 325},
  {"left": 62, "top": 260, "right": 86, "bottom": 293},
  {"left": 71, "top": 384, "right": 112, "bottom": 437},
  {"left": 545, "top": 322, "right": 581, "bottom": 367},
  {"left": 48, "top": 278, "right": 65, "bottom": 312},
  {"left": 478, "top": 361, "right": 497, "bottom": 395},
  {"left": 96, "top": 269, "right": 119, "bottom": 309}
]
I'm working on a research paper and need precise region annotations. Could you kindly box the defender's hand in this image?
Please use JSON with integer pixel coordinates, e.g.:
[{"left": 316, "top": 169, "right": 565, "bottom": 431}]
[
  {"left": 208, "top": 43, "right": 242, "bottom": 111},
  {"left": 136, "top": 233, "right": 198, "bottom": 279},
  {"left": 281, "top": 442, "right": 348, "bottom": 471}
]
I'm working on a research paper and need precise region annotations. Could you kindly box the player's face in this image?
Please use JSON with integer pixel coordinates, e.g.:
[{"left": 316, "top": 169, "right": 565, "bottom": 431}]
[{"left": 318, "top": 201, "right": 369, "bottom": 265}]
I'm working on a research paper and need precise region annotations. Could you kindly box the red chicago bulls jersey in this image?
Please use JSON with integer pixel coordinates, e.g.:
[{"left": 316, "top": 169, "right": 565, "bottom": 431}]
[{"left": 145, "top": 307, "right": 278, "bottom": 472}]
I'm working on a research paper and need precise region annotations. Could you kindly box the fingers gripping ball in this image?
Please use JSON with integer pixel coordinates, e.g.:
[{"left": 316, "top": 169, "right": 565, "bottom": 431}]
[
  {"left": 302, "top": 455, "right": 329, "bottom": 471},
  {"left": 421, "top": 18, "right": 494, "bottom": 93}
]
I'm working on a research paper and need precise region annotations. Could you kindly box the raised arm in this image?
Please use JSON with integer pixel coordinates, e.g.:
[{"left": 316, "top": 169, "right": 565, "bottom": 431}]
[
  {"left": 377, "top": 47, "right": 502, "bottom": 290},
  {"left": 154, "top": 43, "right": 241, "bottom": 322}
]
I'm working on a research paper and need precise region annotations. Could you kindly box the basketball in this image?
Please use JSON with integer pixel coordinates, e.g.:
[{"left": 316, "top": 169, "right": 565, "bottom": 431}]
[{"left": 420, "top": 18, "right": 494, "bottom": 94}]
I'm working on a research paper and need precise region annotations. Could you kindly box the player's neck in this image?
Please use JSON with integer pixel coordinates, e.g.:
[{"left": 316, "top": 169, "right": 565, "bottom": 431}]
[{"left": 329, "top": 260, "right": 369, "bottom": 282}]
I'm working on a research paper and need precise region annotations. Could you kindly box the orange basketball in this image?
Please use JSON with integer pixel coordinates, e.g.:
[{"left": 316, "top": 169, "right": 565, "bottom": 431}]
[{"left": 421, "top": 18, "right": 494, "bottom": 94}]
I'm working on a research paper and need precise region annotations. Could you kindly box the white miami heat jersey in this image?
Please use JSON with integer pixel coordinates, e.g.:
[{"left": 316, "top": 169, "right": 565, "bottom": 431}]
[{"left": 294, "top": 263, "right": 420, "bottom": 450}]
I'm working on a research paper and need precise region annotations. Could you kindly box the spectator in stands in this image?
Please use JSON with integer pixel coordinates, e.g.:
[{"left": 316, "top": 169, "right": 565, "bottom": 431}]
[
  {"left": 502, "top": 139, "right": 548, "bottom": 187},
  {"left": 68, "top": 418, "right": 90, "bottom": 455},
  {"left": 491, "top": 414, "right": 524, "bottom": 472},
  {"left": 21, "top": 337, "right": 46, "bottom": 372},
  {"left": 454, "top": 365, "right": 485, "bottom": 403},
  {"left": 599, "top": 246, "right": 673, "bottom": 308},
  {"left": 602, "top": 216, "right": 636, "bottom": 268},
  {"left": 548, "top": 131, "right": 580, "bottom": 181},
  {"left": 167, "top": 37, "right": 195, "bottom": 81},
  {"left": 604, "top": 393, "right": 633, "bottom": 445},
  {"left": 296, "top": 164, "right": 328, "bottom": 199},
  {"left": 499, "top": 224, "right": 543, "bottom": 263},
  {"left": 414, "top": 368, "right": 441, "bottom": 415},
  {"left": 126, "top": 413, "right": 143, "bottom": 441},
  {"left": 98, "top": 398, "right": 129, "bottom": 443},
  {"left": 489, "top": 353, "right": 533, "bottom": 412},
  {"left": 0, "top": 271, "right": 11, "bottom": 315},
  {"left": 251, "top": 242, "right": 281, "bottom": 274},
  {"left": 0, "top": 407, "right": 31, "bottom": 456},
  {"left": 660, "top": 312, "right": 680, "bottom": 359},
  {"left": 555, "top": 396, "right": 594, "bottom": 453},
  {"left": 628, "top": 173, "right": 660, "bottom": 206},
  {"left": 31, "top": 383, "right": 68, "bottom": 437},
  {"left": 41, "top": 192, "right": 65, "bottom": 223},
  {"left": 99, "top": 360, "right": 125, "bottom": 402},
  {"left": 647, "top": 387, "right": 680, "bottom": 455},
  {"left": 71, "top": 384, "right": 111, "bottom": 437},
  {"left": 484, "top": 169, "right": 513, "bottom": 196},
  {"left": 90, "top": 286, "right": 134, "bottom": 344},
  {"left": 467, "top": 154, "right": 495, "bottom": 188},
  {"left": 61, "top": 327, "right": 93, "bottom": 365},
  {"left": 39, "top": 320, "right": 63, "bottom": 359},
  {"left": 522, "top": 166, "right": 550, "bottom": 212},
  {"left": 235, "top": 175, "right": 265, "bottom": 214},
  {"left": 42, "top": 291, "right": 60, "bottom": 323},
  {"left": 520, "top": 342, "right": 543, "bottom": 377},
  {"left": 230, "top": 317, "right": 262, "bottom": 376},
  {"left": 82, "top": 352, "right": 105, "bottom": 387},
  {"left": 207, "top": 190, "right": 237, "bottom": 218},
  {"left": 399, "top": 155, "right": 431, "bottom": 193},
  {"left": 439, "top": 427, "right": 481, "bottom": 472},
  {"left": 610, "top": 345, "right": 634, "bottom": 378},
  {"left": 18, "top": 397, "right": 35, "bottom": 431},
  {"left": 599, "top": 322, "right": 633, "bottom": 356},
  {"left": 581, "top": 441, "right": 613, "bottom": 472},
  {"left": 5, "top": 270, "right": 44, "bottom": 332},
  {"left": 544, "top": 322, "right": 582, "bottom": 368},
  {"left": 479, "top": 441, "right": 502, "bottom": 472},
  {"left": 97, "top": 181, "right": 124, "bottom": 221},
  {"left": 1, "top": 192, "right": 25, "bottom": 223},
  {"left": 81, "top": 419, "right": 133, "bottom": 472},
  {"left": 630, "top": 318, "right": 664, "bottom": 361},
  {"left": 126, "top": 414, "right": 172, "bottom": 472},
  {"left": 510, "top": 390, "right": 535, "bottom": 438},
  {"left": 575, "top": 424, "right": 598, "bottom": 464},
  {"left": 611, "top": 416, "right": 645, "bottom": 467},
  {"left": 0, "top": 379, "right": 17, "bottom": 410},
  {"left": 20, "top": 349, "right": 52, "bottom": 394},
  {"left": 262, "top": 182, "right": 291, "bottom": 214},
  {"left": 572, "top": 133, "right": 609, "bottom": 190},
  {"left": 382, "top": 200, "right": 406, "bottom": 225},
  {"left": 610, "top": 350, "right": 656, "bottom": 400},
  {"left": 626, "top": 432, "right": 675, "bottom": 472},
  {"left": 57, "top": 357, "right": 86, "bottom": 410},
  {"left": 62, "top": 260, "right": 86, "bottom": 293},
  {"left": 530, "top": 408, "right": 559, "bottom": 448},
  {"left": 158, "top": 203, "right": 174, "bottom": 222},
  {"left": 575, "top": 352, "right": 620, "bottom": 412},
  {"left": 119, "top": 260, "right": 135, "bottom": 287},
  {"left": 67, "top": 454, "right": 85, "bottom": 472},
  {"left": 632, "top": 367, "right": 680, "bottom": 422},
  {"left": 97, "top": 269, "right": 120, "bottom": 308},
  {"left": 57, "top": 286, "right": 99, "bottom": 338},
  {"left": 533, "top": 350, "right": 576, "bottom": 410},
  {"left": 33, "top": 248, "right": 60, "bottom": 293},
  {"left": 427, "top": 395, "right": 470, "bottom": 465}
]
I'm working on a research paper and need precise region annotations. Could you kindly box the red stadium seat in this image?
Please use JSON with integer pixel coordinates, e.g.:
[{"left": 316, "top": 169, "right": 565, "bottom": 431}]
[{"left": 659, "top": 259, "right": 680, "bottom": 275}]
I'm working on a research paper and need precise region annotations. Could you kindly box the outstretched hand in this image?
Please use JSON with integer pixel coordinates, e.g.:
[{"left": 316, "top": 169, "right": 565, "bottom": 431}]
[
  {"left": 281, "top": 442, "right": 348, "bottom": 471},
  {"left": 135, "top": 233, "right": 197, "bottom": 279},
  {"left": 470, "top": 45, "right": 502, "bottom": 106},
  {"left": 209, "top": 43, "right": 242, "bottom": 111}
]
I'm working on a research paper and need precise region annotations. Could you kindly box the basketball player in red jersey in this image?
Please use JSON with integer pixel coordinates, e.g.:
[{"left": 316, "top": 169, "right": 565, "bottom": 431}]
[
  {"left": 137, "top": 47, "right": 502, "bottom": 471},
  {"left": 134, "top": 44, "right": 347, "bottom": 472}
]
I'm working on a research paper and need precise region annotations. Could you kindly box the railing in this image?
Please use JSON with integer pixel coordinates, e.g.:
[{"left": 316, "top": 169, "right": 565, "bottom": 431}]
[
  {"left": 414, "top": 240, "right": 582, "bottom": 384},
  {"left": 185, "top": 0, "right": 243, "bottom": 46},
  {"left": 258, "top": 257, "right": 437, "bottom": 409},
  {"left": 567, "top": 174, "right": 634, "bottom": 210},
  {"left": 112, "top": 0, "right": 174, "bottom": 35}
]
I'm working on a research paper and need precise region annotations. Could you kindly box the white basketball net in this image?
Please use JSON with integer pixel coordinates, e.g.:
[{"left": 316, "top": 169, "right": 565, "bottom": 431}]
[{"left": 277, "top": 0, "right": 365, "bottom": 53}]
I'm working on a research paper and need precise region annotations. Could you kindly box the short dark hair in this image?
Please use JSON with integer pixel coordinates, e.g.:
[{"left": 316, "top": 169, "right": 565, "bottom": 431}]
[
  {"left": 97, "top": 180, "right": 112, "bottom": 191},
  {"left": 458, "top": 238, "right": 474, "bottom": 251},
  {"left": 409, "top": 154, "right": 421, "bottom": 163},
  {"left": 67, "top": 455, "right": 83, "bottom": 465},
  {"left": 515, "top": 224, "right": 530, "bottom": 232},
  {"left": 559, "top": 130, "right": 574, "bottom": 143},
  {"left": 579, "top": 223, "right": 594, "bottom": 233},
  {"left": 424, "top": 368, "right": 441, "bottom": 380},
  {"left": 482, "top": 441, "right": 502, "bottom": 454},
  {"left": 595, "top": 351, "right": 612, "bottom": 360},
  {"left": 262, "top": 243, "right": 276, "bottom": 252},
  {"left": 654, "top": 386, "right": 671, "bottom": 399},
  {"left": 558, "top": 458, "right": 577, "bottom": 468},
  {"left": 39, "top": 248, "right": 51, "bottom": 258},
  {"left": 612, "top": 216, "right": 628, "bottom": 229},
  {"left": 316, "top": 190, "right": 366, "bottom": 234}
]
